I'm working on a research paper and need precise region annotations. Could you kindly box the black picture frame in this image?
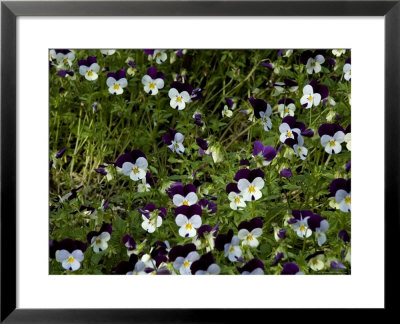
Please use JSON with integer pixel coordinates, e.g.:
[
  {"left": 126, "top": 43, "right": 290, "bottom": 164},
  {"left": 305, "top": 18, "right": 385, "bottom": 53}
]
[{"left": 1, "top": 0, "right": 398, "bottom": 322}]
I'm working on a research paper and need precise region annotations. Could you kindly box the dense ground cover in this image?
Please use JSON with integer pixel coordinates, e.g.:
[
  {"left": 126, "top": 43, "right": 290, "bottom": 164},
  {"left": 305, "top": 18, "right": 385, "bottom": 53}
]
[{"left": 49, "top": 49, "right": 351, "bottom": 275}]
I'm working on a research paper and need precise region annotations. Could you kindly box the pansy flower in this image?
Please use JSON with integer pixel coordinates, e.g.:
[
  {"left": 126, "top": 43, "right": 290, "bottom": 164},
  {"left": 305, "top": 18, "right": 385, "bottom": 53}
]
[
  {"left": 237, "top": 258, "right": 265, "bottom": 275},
  {"left": 300, "top": 50, "right": 326, "bottom": 74},
  {"left": 100, "top": 49, "right": 116, "bottom": 56},
  {"left": 270, "top": 252, "right": 284, "bottom": 266},
  {"left": 78, "top": 56, "right": 100, "bottom": 81},
  {"left": 49, "top": 49, "right": 57, "bottom": 61},
  {"left": 248, "top": 97, "right": 272, "bottom": 131},
  {"left": 332, "top": 49, "right": 346, "bottom": 57},
  {"left": 293, "top": 135, "right": 308, "bottom": 160},
  {"left": 114, "top": 255, "right": 145, "bottom": 275},
  {"left": 307, "top": 213, "right": 330, "bottom": 246},
  {"left": 86, "top": 222, "right": 112, "bottom": 253},
  {"left": 56, "top": 70, "right": 74, "bottom": 78},
  {"left": 168, "top": 183, "right": 198, "bottom": 207},
  {"left": 169, "top": 243, "right": 200, "bottom": 275},
  {"left": 122, "top": 234, "right": 136, "bottom": 252},
  {"left": 51, "top": 239, "right": 87, "bottom": 271},
  {"left": 280, "top": 168, "right": 292, "bottom": 178},
  {"left": 272, "top": 78, "right": 298, "bottom": 95},
  {"left": 226, "top": 183, "right": 246, "bottom": 210},
  {"left": 138, "top": 203, "right": 167, "bottom": 233},
  {"left": 318, "top": 123, "right": 346, "bottom": 154},
  {"left": 125, "top": 57, "right": 136, "bottom": 76},
  {"left": 150, "top": 241, "right": 170, "bottom": 267},
  {"left": 115, "top": 149, "right": 148, "bottom": 181},
  {"left": 308, "top": 253, "right": 325, "bottom": 271},
  {"left": 237, "top": 218, "right": 263, "bottom": 248},
  {"left": 162, "top": 129, "right": 185, "bottom": 154},
  {"left": 194, "top": 223, "right": 219, "bottom": 252},
  {"left": 222, "top": 105, "right": 233, "bottom": 118},
  {"left": 329, "top": 178, "right": 351, "bottom": 212},
  {"left": 252, "top": 141, "right": 277, "bottom": 166},
  {"left": 168, "top": 81, "right": 192, "bottom": 110},
  {"left": 55, "top": 249, "right": 84, "bottom": 271},
  {"left": 198, "top": 198, "right": 217, "bottom": 214},
  {"left": 195, "top": 137, "right": 209, "bottom": 155},
  {"left": 281, "top": 262, "right": 302, "bottom": 275},
  {"left": 106, "top": 69, "right": 128, "bottom": 95},
  {"left": 152, "top": 49, "right": 167, "bottom": 64},
  {"left": 278, "top": 98, "right": 296, "bottom": 118},
  {"left": 289, "top": 210, "right": 313, "bottom": 238},
  {"left": 175, "top": 204, "right": 202, "bottom": 238},
  {"left": 300, "top": 84, "right": 321, "bottom": 109},
  {"left": 55, "top": 50, "right": 75, "bottom": 68},
  {"left": 193, "top": 113, "right": 204, "bottom": 127},
  {"left": 343, "top": 57, "right": 351, "bottom": 81},
  {"left": 339, "top": 230, "right": 350, "bottom": 243},
  {"left": 141, "top": 66, "right": 165, "bottom": 95},
  {"left": 224, "top": 235, "right": 242, "bottom": 262},
  {"left": 190, "top": 252, "right": 220, "bottom": 275},
  {"left": 234, "top": 168, "right": 265, "bottom": 201}
]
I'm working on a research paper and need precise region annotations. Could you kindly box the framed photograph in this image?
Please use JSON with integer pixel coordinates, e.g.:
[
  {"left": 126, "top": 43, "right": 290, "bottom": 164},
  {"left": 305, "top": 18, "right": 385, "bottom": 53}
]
[{"left": 1, "top": 0, "right": 398, "bottom": 322}]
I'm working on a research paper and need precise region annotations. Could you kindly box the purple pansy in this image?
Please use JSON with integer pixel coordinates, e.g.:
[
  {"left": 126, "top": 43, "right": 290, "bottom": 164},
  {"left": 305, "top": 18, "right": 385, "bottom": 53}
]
[
  {"left": 78, "top": 56, "right": 100, "bottom": 81},
  {"left": 329, "top": 178, "right": 351, "bottom": 212},
  {"left": 270, "top": 252, "right": 284, "bottom": 267},
  {"left": 162, "top": 129, "right": 185, "bottom": 154},
  {"left": 238, "top": 217, "right": 263, "bottom": 248},
  {"left": 141, "top": 67, "right": 165, "bottom": 95},
  {"left": 193, "top": 113, "right": 204, "bottom": 127},
  {"left": 116, "top": 149, "right": 148, "bottom": 181},
  {"left": 138, "top": 203, "right": 167, "bottom": 233},
  {"left": 196, "top": 138, "right": 210, "bottom": 155},
  {"left": 168, "top": 183, "right": 198, "bottom": 206},
  {"left": 175, "top": 204, "right": 202, "bottom": 238},
  {"left": 198, "top": 198, "right": 217, "bottom": 214},
  {"left": 122, "top": 234, "right": 136, "bottom": 251},
  {"left": 252, "top": 141, "right": 277, "bottom": 165},
  {"left": 57, "top": 70, "right": 74, "bottom": 78},
  {"left": 248, "top": 97, "right": 272, "bottom": 131},
  {"left": 318, "top": 123, "right": 346, "bottom": 154},
  {"left": 237, "top": 258, "right": 265, "bottom": 275},
  {"left": 190, "top": 252, "right": 220, "bottom": 275},
  {"left": 86, "top": 222, "right": 112, "bottom": 253},
  {"left": 169, "top": 243, "right": 199, "bottom": 275},
  {"left": 280, "top": 168, "right": 292, "bottom": 178},
  {"left": 281, "top": 262, "right": 302, "bottom": 275},
  {"left": 106, "top": 69, "right": 127, "bottom": 95},
  {"left": 338, "top": 230, "right": 350, "bottom": 243}
]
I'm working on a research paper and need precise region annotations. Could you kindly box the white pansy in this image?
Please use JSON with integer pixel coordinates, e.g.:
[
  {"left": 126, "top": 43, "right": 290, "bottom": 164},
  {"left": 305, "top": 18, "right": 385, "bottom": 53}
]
[
  {"left": 279, "top": 122, "right": 301, "bottom": 143},
  {"left": 300, "top": 85, "right": 321, "bottom": 109},
  {"left": 141, "top": 75, "right": 164, "bottom": 95},
  {"left": 167, "top": 132, "right": 185, "bottom": 155},
  {"left": 227, "top": 191, "right": 246, "bottom": 210},
  {"left": 332, "top": 49, "right": 346, "bottom": 57},
  {"left": 308, "top": 254, "right": 325, "bottom": 271},
  {"left": 168, "top": 88, "right": 190, "bottom": 110},
  {"left": 320, "top": 131, "right": 345, "bottom": 154},
  {"left": 343, "top": 63, "right": 351, "bottom": 81},
  {"left": 173, "top": 251, "right": 200, "bottom": 275},
  {"left": 79, "top": 63, "right": 100, "bottom": 81},
  {"left": 173, "top": 192, "right": 198, "bottom": 207},
  {"left": 121, "top": 157, "right": 148, "bottom": 181},
  {"left": 56, "top": 249, "right": 84, "bottom": 271},
  {"left": 306, "top": 55, "right": 325, "bottom": 74},
  {"left": 222, "top": 106, "right": 233, "bottom": 118},
  {"left": 237, "top": 177, "right": 264, "bottom": 201},
  {"left": 278, "top": 102, "right": 296, "bottom": 118},
  {"left": 259, "top": 104, "right": 272, "bottom": 131},
  {"left": 293, "top": 135, "right": 308, "bottom": 160},
  {"left": 106, "top": 77, "right": 128, "bottom": 95},
  {"left": 335, "top": 189, "right": 351, "bottom": 212},
  {"left": 224, "top": 236, "right": 242, "bottom": 262},
  {"left": 175, "top": 214, "right": 202, "bottom": 238},
  {"left": 153, "top": 50, "right": 167, "bottom": 64},
  {"left": 90, "top": 232, "right": 111, "bottom": 253},
  {"left": 238, "top": 228, "right": 262, "bottom": 248},
  {"left": 56, "top": 52, "right": 75, "bottom": 68}
]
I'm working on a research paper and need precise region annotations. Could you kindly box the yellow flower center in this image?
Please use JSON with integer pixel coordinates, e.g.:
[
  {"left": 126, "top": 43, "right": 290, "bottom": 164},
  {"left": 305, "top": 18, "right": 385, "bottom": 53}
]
[
  {"left": 185, "top": 223, "right": 192, "bottom": 230},
  {"left": 63, "top": 58, "right": 68, "bottom": 63},
  {"left": 311, "top": 61, "right": 316, "bottom": 67},
  {"left": 176, "top": 96, "right": 182, "bottom": 102},
  {"left": 234, "top": 197, "right": 240, "bottom": 203},
  {"left": 95, "top": 239, "right": 102, "bottom": 245},
  {"left": 312, "top": 259, "right": 318, "bottom": 265},
  {"left": 184, "top": 260, "right": 190, "bottom": 267},
  {"left": 249, "top": 186, "right": 255, "bottom": 193},
  {"left": 67, "top": 256, "right": 74, "bottom": 263},
  {"left": 300, "top": 225, "right": 306, "bottom": 231},
  {"left": 149, "top": 83, "right": 155, "bottom": 89},
  {"left": 174, "top": 143, "right": 179, "bottom": 149},
  {"left": 308, "top": 95, "right": 313, "bottom": 101},
  {"left": 284, "top": 108, "right": 289, "bottom": 113},
  {"left": 88, "top": 70, "right": 93, "bottom": 76},
  {"left": 157, "top": 52, "right": 161, "bottom": 57},
  {"left": 133, "top": 167, "right": 139, "bottom": 174},
  {"left": 329, "top": 140, "right": 336, "bottom": 147},
  {"left": 183, "top": 200, "right": 189, "bottom": 206},
  {"left": 287, "top": 131, "right": 292, "bottom": 137},
  {"left": 114, "top": 84, "right": 120, "bottom": 90},
  {"left": 345, "top": 197, "right": 351, "bottom": 204},
  {"left": 297, "top": 147, "right": 302, "bottom": 153},
  {"left": 229, "top": 246, "right": 234, "bottom": 253},
  {"left": 247, "top": 235, "right": 253, "bottom": 241}
]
